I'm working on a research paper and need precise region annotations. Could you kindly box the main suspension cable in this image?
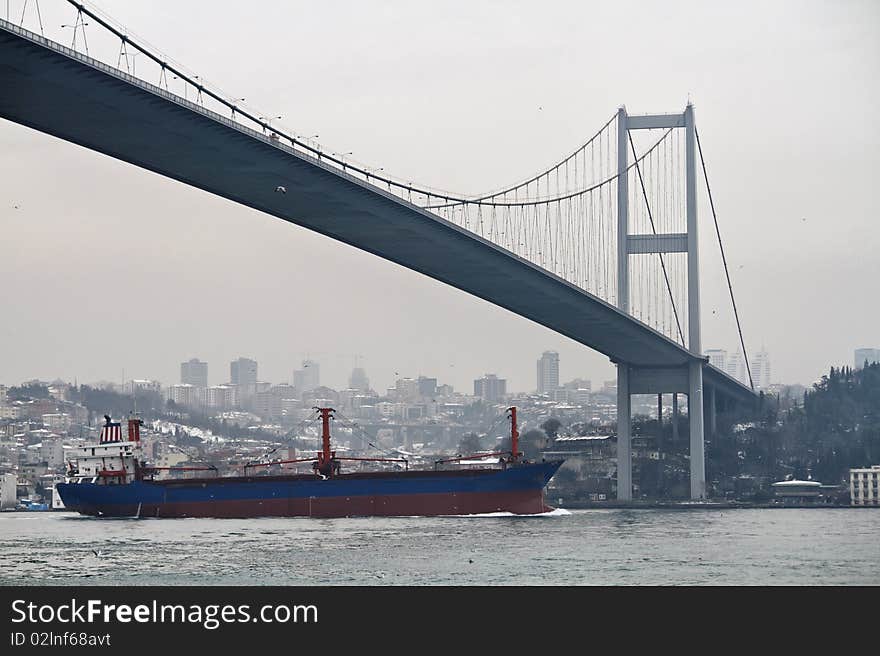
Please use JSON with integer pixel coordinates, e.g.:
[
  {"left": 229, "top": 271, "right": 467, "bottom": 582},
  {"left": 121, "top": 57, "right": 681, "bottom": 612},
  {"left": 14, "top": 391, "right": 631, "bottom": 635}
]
[
  {"left": 695, "top": 126, "right": 753, "bottom": 390},
  {"left": 425, "top": 129, "right": 673, "bottom": 209},
  {"left": 463, "top": 113, "right": 617, "bottom": 203}
]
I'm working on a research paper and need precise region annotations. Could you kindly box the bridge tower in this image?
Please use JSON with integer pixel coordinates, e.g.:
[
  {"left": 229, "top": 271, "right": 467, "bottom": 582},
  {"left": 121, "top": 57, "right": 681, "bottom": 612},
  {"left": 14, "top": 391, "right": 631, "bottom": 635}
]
[{"left": 615, "top": 103, "right": 706, "bottom": 501}]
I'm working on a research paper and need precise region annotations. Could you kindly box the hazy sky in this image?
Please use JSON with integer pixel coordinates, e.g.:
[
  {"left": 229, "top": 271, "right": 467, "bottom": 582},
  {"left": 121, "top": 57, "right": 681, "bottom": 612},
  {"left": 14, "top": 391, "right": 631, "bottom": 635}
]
[{"left": 1, "top": 0, "right": 878, "bottom": 392}]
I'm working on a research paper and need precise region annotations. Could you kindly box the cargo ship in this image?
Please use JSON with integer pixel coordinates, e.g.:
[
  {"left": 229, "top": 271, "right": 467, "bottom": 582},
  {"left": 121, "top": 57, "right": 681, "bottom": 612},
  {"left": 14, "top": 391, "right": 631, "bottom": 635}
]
[{"left": 56, "top": 408, "right": 562, "bottom": 518}]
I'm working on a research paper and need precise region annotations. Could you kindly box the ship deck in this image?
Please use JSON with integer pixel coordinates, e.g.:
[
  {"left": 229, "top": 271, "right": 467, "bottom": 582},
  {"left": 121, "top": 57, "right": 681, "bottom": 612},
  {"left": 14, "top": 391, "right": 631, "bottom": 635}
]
[{"left": 146, "top": 463, "right": 551, "bottom": 487}]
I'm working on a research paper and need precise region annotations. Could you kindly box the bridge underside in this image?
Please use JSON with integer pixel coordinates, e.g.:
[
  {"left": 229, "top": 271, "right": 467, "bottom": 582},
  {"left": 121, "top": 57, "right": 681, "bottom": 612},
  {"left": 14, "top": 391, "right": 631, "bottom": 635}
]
[{"left": 0, "top": 25, "right": 754, "bottom": 405}]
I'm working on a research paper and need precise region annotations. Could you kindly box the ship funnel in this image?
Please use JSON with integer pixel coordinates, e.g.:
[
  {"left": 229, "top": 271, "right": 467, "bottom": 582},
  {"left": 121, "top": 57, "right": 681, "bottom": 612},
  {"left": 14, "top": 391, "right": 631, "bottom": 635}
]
[{"left": 127, "top": 417, "right": 143, "bottom": 442}]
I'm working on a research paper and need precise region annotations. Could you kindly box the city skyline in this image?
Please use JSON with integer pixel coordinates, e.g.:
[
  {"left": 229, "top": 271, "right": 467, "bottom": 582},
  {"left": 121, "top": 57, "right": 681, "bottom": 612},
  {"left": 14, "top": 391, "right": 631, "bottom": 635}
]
[{"left": 0, "top": 340, "right": 833, "bottom": 395}]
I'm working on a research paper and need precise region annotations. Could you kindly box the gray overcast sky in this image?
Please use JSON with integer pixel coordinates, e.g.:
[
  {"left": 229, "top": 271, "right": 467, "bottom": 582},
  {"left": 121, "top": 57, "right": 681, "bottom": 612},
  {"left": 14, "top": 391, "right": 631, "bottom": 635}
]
[{"left": 1, "top": 0, "right": 878, "bottom": 392}]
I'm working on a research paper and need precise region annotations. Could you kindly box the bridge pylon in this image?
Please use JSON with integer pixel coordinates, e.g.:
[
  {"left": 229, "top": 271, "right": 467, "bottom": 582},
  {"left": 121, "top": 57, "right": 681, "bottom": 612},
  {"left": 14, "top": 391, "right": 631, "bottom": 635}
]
[{"left": 615, "top": 103, "right": 707, "bottom": 501}]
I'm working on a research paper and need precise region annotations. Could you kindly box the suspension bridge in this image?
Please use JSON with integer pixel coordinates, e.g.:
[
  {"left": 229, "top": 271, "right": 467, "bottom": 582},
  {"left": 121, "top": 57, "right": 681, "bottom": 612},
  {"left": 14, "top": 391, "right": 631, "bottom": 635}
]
[{"left": 0, "top": 1, "right": 758, "bottom": 500}]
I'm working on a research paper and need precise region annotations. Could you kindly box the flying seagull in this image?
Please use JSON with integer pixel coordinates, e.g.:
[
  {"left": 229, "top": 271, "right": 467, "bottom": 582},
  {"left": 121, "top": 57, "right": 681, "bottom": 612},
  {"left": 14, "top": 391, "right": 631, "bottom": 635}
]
[{"left": 275, "top": 186, "right": 287, "bottom": 193}]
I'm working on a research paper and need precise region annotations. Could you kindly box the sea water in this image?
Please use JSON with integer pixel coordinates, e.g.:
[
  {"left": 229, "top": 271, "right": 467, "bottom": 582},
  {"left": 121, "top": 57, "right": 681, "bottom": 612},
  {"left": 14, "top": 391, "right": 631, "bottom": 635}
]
[{"left": 0, "top": 508, "right": 877, "bottom": 585}]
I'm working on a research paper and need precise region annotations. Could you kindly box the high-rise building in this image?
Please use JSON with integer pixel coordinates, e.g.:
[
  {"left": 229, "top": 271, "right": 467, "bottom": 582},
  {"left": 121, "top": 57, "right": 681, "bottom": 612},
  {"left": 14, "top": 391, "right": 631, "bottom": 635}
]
[
  {"left": 537, "top": 351, "right": 559, "bottom": 395},
  {"left": 473, "top": 374, "right": 506, "bottom": 402},
  {"left": 206, "top": 385, "right": 237, "bottom": 410},
  {"left": 749, "top": 348, "right": 771, "bottom": 389},
  {"left": 417, "top": 376, "right": 437, "bottom": 398},
  {"left": 436, "top": 384, "right": 454, "bottom": 397},
  {"left": 230, "top": 357, "right": 258, "bottom": 387},
  {"left": 726, "top": 350, "right": 745, "bottom": 384},
  {"left": 706, "top": 349, "right": 727, "bottom": 371},
  {"left": 855, "top": 348, "right": 880, "bottom": 369},
  {"left": 169, "top": 383, "right": 199, "bottom": 408},
  {"left": 255, "top": 384, "right": 296, "bottom": 420},
  {"left": 230, "top": 358, "right": 258, "bottom": 405},
  {"left": 349, "top": 367, "right": 370, "bottom": 392},
  {"left": 180, "top": 358, "right": 208, "bottom": 388},
  {"left": 293, "top": 360, "right": 320, "bottom": 393},
  {"left": 395, "top": 377, "right": 418, "bottom": 401}
]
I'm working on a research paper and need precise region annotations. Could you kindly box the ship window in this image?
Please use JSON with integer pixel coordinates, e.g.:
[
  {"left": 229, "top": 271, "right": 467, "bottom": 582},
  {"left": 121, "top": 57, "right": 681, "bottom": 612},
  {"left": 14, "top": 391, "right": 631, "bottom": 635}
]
[{"left": 91, "top": 448, "right": 95, "bottom": 456}]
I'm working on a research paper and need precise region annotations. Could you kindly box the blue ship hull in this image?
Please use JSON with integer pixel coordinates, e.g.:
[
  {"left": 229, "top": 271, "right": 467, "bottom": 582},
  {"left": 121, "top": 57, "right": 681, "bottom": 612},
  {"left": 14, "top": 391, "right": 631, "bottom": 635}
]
[{"left": 57, "top": 461, "right": 563, "bottom": 518}]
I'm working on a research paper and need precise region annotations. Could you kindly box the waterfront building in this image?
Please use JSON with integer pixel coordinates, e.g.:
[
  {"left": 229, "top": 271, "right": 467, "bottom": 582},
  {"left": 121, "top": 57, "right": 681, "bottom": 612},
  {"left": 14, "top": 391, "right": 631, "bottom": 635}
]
[
  {"left": 771, "top": 479, "right": 821, "bottom": 504},
  {"left": 181, "top": 358, "right": 208, "bottom": 388},
  {"left": 854, "top": 348, "right": 880, "bottom": 369},
  {"left": 850, "top": 465, "right": 880, "bottom": 506},
  {"left": 537, "top": 351, "right": 560, "bottom": 395},
  {"left": 473, "top": 374, "right": 506, "bottom": 402},
  {"left": 0, "top": 473, "right": 17, "bottom": 510}
]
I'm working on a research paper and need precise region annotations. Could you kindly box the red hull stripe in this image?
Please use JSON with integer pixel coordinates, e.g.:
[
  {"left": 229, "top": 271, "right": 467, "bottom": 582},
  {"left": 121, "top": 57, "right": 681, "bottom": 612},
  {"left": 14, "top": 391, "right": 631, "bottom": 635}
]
[{"left": 71, "top": 489, "right": 552, "bottom": 518}]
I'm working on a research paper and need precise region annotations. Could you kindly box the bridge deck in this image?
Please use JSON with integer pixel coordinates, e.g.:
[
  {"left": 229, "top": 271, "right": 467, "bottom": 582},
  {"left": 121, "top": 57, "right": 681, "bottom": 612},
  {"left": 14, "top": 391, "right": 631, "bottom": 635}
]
[{"left": 0, "top": 22, "right": 754, "bottom": 403}]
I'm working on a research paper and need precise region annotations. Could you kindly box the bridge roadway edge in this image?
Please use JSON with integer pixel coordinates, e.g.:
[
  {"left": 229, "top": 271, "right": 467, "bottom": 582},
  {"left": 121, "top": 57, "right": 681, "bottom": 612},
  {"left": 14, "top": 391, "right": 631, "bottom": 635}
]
[{"left": 0, "top": 24, "right": 755, "bottom": 406}]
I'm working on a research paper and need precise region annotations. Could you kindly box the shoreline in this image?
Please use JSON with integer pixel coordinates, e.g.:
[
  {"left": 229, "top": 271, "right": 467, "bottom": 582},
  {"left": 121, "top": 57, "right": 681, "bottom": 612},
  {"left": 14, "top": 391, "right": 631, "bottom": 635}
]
[{"left": 554, "top": 500, "right": 871, "bottom": 510}]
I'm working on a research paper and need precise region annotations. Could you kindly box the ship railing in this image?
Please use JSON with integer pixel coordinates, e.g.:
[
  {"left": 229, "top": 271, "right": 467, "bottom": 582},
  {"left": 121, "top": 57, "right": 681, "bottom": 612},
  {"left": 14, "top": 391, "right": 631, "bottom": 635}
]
[
  {"left": 433, "top": 451, "right": 514, "bottom": 470},
  {"left": 242, "top": 456, "right": 409, "bottom": 474},
  {"left": 140, "top": 465, "right": 220, "bottom": 479},
  {"left": 242, "top": 457, "right": 317, "bottom": 475},
  {"left": 335, "top": 456, "right": 409, "bottom": 471}
]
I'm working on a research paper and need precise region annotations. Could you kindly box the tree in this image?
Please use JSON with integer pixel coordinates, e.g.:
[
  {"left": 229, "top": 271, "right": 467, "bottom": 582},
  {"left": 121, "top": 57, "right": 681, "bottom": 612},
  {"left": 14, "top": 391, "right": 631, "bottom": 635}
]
[
  {"left": 519, "top": 428, "right": 548, "bottom": 460},
  {"left": 7, "top": 383, "right": 50, "bottom": 400},
  {"left": 541, "top": 417, "right": 562, "bottom": 439}
]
